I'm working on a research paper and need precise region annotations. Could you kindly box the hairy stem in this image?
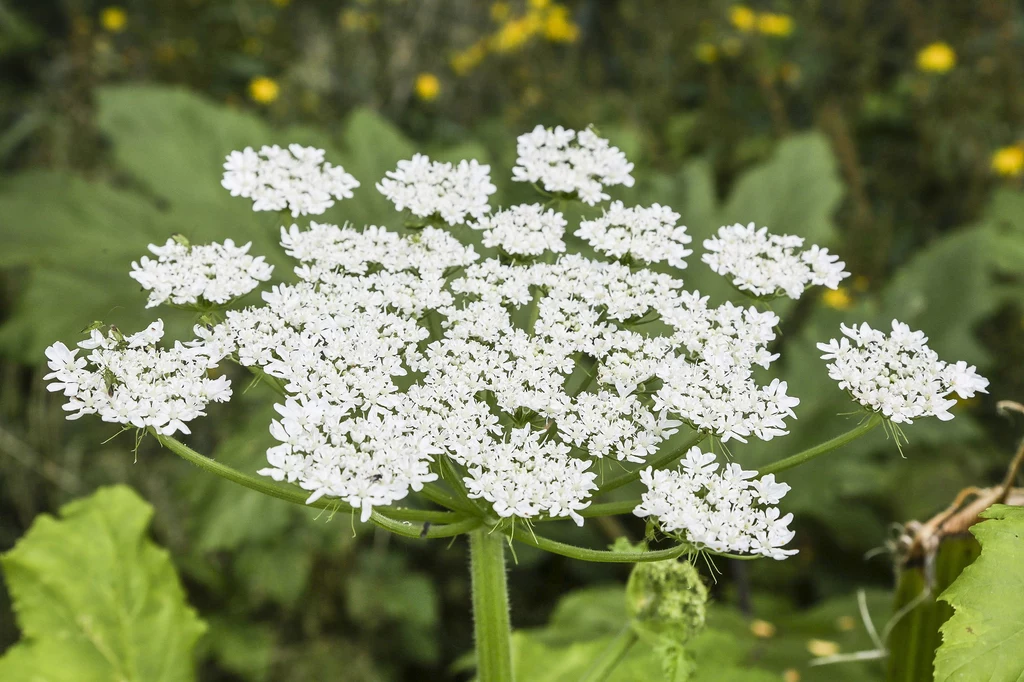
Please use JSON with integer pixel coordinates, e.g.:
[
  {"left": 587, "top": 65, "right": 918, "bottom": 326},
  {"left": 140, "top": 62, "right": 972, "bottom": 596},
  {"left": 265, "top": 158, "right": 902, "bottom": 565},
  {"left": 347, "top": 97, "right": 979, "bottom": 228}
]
[
  {"left": 470, "top": 529, "right": 515, "bottom": 682},
  {"left": 578, "top": 627, "right": 638, "bottom": 682},
  {"left": 504, "top": 528, "right": 690, "bottom": 563},
  {"left": 757, "top": 413, "right": 883, "bottom": 477}
]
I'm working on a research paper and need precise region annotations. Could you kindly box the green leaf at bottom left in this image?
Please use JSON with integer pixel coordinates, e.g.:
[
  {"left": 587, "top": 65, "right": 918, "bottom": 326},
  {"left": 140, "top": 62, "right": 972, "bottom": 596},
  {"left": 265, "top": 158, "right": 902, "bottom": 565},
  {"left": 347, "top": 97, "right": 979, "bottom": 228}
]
[{"left": 0, "top": 485, "right": 206, "bottom": 682}]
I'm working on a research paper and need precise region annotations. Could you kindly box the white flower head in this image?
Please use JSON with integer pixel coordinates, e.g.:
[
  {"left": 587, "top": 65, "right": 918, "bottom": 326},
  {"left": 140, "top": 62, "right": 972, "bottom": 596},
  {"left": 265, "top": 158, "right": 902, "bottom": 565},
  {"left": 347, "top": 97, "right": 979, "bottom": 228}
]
[
  {"left": 702, "top": 223, "right": 849, "bottom": 299},
  {"left": 817, "top": 319, "right": 989, "bottom": 423},
  {"left": 222, "top": 144, "right": 360, "bottom": 217},
  {"left": 130, "top": 239, "right": 274, "bottom": 308},
  {"left": 576, "top": 201, "right": 692, "bottom": 268},
  {"left": 512, "top": 125, "right": 635, "bottom": 205},
  {"left": 470, "top": 203, "right": 567, "bottom": 257},
  {"left": 376, "top": 154, "right": 496, "bottom": 225},
  {"left": 634, "top": 449, "right": 797, "bottom": 559},
  {"left": 53, "top": 129, "right": 983, "bottom": 553},
  {"left": 44, "top": 320, "right": 231, "bottom": 436}
]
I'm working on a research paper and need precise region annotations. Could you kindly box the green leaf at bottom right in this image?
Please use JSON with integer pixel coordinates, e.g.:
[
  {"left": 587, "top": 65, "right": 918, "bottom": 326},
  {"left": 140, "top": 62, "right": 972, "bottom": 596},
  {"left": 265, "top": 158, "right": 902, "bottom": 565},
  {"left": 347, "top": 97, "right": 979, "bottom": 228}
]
[{"left": 935, "top": 504, "right": 1024, "bottom": 682}]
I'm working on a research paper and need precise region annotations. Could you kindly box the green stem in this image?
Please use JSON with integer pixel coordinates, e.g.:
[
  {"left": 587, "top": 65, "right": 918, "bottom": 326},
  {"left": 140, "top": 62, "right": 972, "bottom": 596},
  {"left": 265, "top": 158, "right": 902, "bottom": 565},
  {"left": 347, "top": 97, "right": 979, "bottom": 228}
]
[
  {"left": 506, "top": 528, "right": 690, "bottom": 563},
  {"left": 597, "top": 433, "right": 703, "bottom": 495},
  {"left": 578, "top": 627, "right": 638, "bottom": 682},
  {"left": 421, "top": 481, "right": 477, "bottom": 514},
  {"left": 152, "top": 431, "right": 466, "bottom": 526},
  {"left": 439, "top": 454, "right": 490, "bottom": 516},
  {"left": 372, "top": 513, "right": 482, "bottom": 539},
  {"left": 579, "top": 499, "right": 638, "bottom": 518},
  {"left": 470, "top": 529, "right": 514, "bottom": 682},
  {"left": 243, "top": 365, "right": 288, "bottom": 397},
  {"left": 525, "top": 291, "right": 542, "bottom": 335},
  {"left": 757, "top": 413, "right": 883, "bottom": 477}
]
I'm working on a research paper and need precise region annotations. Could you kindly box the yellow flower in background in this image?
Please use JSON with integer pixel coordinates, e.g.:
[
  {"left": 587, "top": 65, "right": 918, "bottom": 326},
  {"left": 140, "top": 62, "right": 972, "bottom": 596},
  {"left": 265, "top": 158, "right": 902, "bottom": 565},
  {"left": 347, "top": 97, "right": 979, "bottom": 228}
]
[
  {"left": 529, "top": 0, "right": 551, "bottom": 9},
  {"left": 544, "top": 6, "right": 579, "bottom": 43},
  {"left": 451, "top": 41, "right": 487, "bottom": 75},
  {"left": 695, "top": 42, "right": 718, "bottom": 64},
  {"left": 492, "top": 14, "right": 540, "bottom": 53},
  {"left": 100, "top": 6, "right": 127, "bottom": 33},
  {"left": 729, "top": 5, "right": 756, "bottom": 32},
  {"left": 822, "top": 287, "right": 853, "bottom": 310},
  {"left": 415, "top": 73, "right": 441, "bottom": 101},
  {"left": 783, "top": 670, "right": 801, "bottom": 682},
  {"left": 916, "top": 42, "right": 956, "bottom": 73},
  {"left": 749, "top": 619, "right": 777, "bottom": 638},
  {"left": 758, "top": 12, "right": 793, "bottom": 37},
  {"left": 248, "top": 76, "right": 280, "bottom": 104},
  {"left": 807, "top": 639, "right": 841, "bottom": 657},
  {"left": 991, "top": 145, "right": 1024, "bottom": 177},
  {"left": 491, "top": 2, "right": 510, "bottom": 22}
]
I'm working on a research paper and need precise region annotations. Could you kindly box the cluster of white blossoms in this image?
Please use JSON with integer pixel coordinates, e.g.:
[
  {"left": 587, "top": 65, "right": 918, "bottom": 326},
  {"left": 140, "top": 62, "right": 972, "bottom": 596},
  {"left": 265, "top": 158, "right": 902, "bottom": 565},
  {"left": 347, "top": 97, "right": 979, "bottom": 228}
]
[
  {"left": 818, "top": 320, "right": 989, "bottom": 423},
  {"left": 703, "top": 222, "right": 849, "bottom": 299},
  {"left": 634, "top": 447, "right": 796, "bottom": 560},
  {"left": 376, "top": 153, "right": 496, "bottom": 225},
  {"left": 512, "top": 125, "right": 635, "bottom": 205},
  {"left": 43, "top": 321, "right": 231, "bottom": 436},
  {"left": 221, "top": 144, "right": 360, "bottom": 217},
  {"left": 470, "top": 203, "right": 567, "bottom": 257},
  {"left": 576, "top": 201, "right": 693, "bottom": 268},
  {"left": 44, "top": 131, "right": 989, "bottom": 560},
  {"left": 130, "top": 238, "right": 274, "bottom": 308}
]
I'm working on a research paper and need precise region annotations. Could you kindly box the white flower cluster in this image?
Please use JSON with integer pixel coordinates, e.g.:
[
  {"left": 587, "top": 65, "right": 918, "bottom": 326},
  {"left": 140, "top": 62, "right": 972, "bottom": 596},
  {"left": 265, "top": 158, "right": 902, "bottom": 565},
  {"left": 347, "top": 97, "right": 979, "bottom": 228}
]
[
  {"left": 221, "top": 144, "right": 360, "bottom": 217},
  {"left": 470, "top": 203, "right": 567, "bottom": 257},
  {"left": 818, "top": 320, "right": 989, "bottom": 423},
  {"left": 193, "top": 277, "right": 440, "bottom": 520},
  {"left": 375, "top": 154, "right": 496, "bottom": 225},
  {"left": 512, "top": 125, "right": 635, "bottom": 205},
  {"left": 576, "top": 201, "right": 693, "bottom": 268},
  {"left": 50, "top": 128, "right": 987, "bottom": 562},
  {"left": 130, "top": 239, "right": 274, "bottom": 308},
  {"left": 281, "top": 222, "right": 478, "bottom": 283},
  {"left": 634, "top": 447, "right": 796, "bottom": 560},
  {"left": 44, "top": 321, "right": 230, "bottom": 436},
  {"left": 702, "top": 223, "right": 849, "bottom": 299}
]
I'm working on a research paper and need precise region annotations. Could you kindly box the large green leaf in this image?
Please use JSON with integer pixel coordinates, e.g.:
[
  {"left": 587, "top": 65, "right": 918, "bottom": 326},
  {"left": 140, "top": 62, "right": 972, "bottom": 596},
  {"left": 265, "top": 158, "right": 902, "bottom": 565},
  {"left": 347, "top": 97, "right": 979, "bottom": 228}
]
[
  {"left": 0, "top": 485, "right": 206, "bottom": 682},
  {"left": 935, "top": 505, "right": 1024, "bottom": 682},
  {"left": 720, "top": 132, "right": 843, "bottom": 246},
  {"left": 976, "top": 188, "right": 1024, "bottom": 283}
]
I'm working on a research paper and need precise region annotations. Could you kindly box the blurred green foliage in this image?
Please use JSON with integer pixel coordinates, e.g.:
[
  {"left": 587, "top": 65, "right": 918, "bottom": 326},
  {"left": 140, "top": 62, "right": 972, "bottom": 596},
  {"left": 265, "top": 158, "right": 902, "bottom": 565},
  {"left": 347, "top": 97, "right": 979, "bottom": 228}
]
[{"left": 1, "top": 0, "right": 1024, "bottom": 680}]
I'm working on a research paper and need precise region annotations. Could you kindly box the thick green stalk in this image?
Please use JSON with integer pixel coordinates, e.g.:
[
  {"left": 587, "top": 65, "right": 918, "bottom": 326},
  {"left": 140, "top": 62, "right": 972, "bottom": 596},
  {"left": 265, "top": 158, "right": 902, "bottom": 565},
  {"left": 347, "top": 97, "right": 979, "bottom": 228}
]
[
  {"left": 757, "top": 413, "right": 882, "bottom": 477},
  {"left": 470, "top": 529, "right": 515, "bottom": 682},
  {"left": 885, "top": 534, "right": 980, "bottom": 682},
  {"left": 578, "top": 627, "right": 638, "bottom": 682}
]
